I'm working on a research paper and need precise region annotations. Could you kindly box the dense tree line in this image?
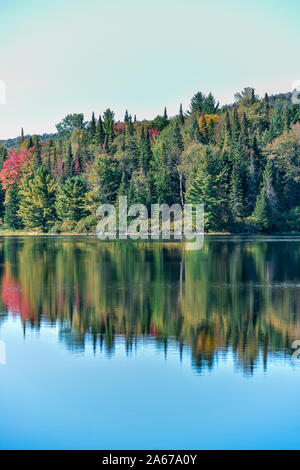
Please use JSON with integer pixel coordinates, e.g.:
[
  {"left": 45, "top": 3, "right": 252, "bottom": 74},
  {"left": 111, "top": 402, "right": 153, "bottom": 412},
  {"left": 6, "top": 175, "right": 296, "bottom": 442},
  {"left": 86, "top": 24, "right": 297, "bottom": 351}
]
[{"left": 1, "top": 87, "right": 300, "bottom": 233}]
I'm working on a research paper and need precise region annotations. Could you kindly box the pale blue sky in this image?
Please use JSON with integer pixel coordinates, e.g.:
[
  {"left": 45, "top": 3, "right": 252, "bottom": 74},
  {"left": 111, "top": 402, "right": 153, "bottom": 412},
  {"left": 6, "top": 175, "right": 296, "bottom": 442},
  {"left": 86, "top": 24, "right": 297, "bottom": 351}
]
[{"left": 0, "top": 0, "right": 299, "bottom": 138}]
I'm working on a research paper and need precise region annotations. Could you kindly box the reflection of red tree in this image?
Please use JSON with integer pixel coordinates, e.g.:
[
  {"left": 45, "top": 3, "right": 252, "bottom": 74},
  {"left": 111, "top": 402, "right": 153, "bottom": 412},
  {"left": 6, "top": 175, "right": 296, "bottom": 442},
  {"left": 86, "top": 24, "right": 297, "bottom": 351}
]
[
  {"left": 1, "top": 272, "right": 32, "bottom": 320},
  {"left": 149, "top": 325, "right": 159, "bottom": 336}
]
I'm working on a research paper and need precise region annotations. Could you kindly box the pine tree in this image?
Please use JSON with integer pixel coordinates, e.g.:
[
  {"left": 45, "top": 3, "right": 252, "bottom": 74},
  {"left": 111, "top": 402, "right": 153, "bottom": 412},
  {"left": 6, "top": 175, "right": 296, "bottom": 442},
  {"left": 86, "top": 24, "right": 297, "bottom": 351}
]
[
  {"left": 109, "top": 119, "right": 115, "bottom": 142},
  {"left": 89, "top": 112, "right": 96, "bottom": 138},
  {"left": 263, "top": 93, "right": 270, "bottom": 129},
  {"left": 163, "top": 107, "right": 168, "bottom": 120},
  {"left": 18, "top": 168, "right": 56, "bottom": 231},
  {"left": 252, "top": 159, "right": 278, "bottom": 231},
  {"left": 34, "top": 137, "right": 42, "bottom": 169},
  {"left": 191, "top": 118, "right": 201, "bottom": 142},
  {"left": 229, "top": 163, "right": 244, "bottom": 219},
  {"left": 231, "top": 108, "right": 240, "bottom": 142},
  {"left": 179, "top": 103, "right": 184, "bottom": 125},
  {"left": 127, "top": 115, "right": 134, "bottom": 136},
  {"left": 186, "top": 150, "right": 223, "bottom": 231},
  {"left": 139, "top": 127, "right": 152, "bottom": 174},
  {"left": 221, "top": 110, "right": 231, "bottom": 148},
  {"left": 96, "top": 115, "right": 105, "bottom": 145},
  {"left": 4, "top": 183, "right": 22, "bottom": 229},
  {"left": 189, "top": 91, "right": 205, "bottom": 114},
  {"left": 240, "top": 112, "right": 249, "bottom": 146},
  {"left": 173, "top": 122, "right": 184, "bottom": 151},
  {"left": 124, "top": 109, "right": 129, "bottom": 122},
  {"left": 65, "top": 142, "right": 74, "bottom": 178},
  {"left": 20, "top": 128, "right": 25, "bottom": 145},
  {"left": 56, "top": 176, "right": 88, "bottom": 221},
  {"left": 204, "top": 92, "right": 219, "bottom": 113},
  {"left": 0, "top": 144, "right": 7, "bottom": 170}
]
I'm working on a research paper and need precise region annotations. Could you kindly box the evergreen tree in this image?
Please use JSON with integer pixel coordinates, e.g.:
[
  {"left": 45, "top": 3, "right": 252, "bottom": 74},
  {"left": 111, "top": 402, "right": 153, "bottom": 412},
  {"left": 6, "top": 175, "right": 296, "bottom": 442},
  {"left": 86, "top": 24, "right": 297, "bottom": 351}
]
[
  {"left": 221, "top": 110, "right": 231, "bottom": 148},
  {"left": 189, "top": 91, "right": 205, "bottom": 114},
  {"left": 89, "top": 112, "right": 96, "bottom": 138},
  {"left": 102, "top": 108, "right": 115, "bottom": 135},
  {"left": 191, "top": 118, "right": 201, "bottom": 142},
  {"left": 203, "top": 92, "right": 219, "bottom": 113},
  {"left": 173, "top": 122, "right": 184, "bottom": 151},
  {"left": 27, "top": 136, "right": 33, "bottom": 149},
  {"left": 231, "top": 108, "right": 240, "bottom": 142},
  {"left": 18, "top": 168, "right": 56, "bottom": 231},
  {"left": 56, "top": 176, "right": 88, "bottom": 221},
  {"left": 20, "top": 128, "right": 25, "bottom": 145},
  {"left": 263, "top": 93, "right": 270, "bottom": 129},
  {"left": 124, "top": 109, "right": 129, "bottom": 122},
  {"left": 0, "top": 144, "right": 7, "bottom": 170},
  {"left": 127, "top": 115, "right": 134, "bottom": 136},
  {"left": 139, "top": 127, "right": 152, "bottom": 174},
  {"left": 163, "top": 106, "right": 168, "bottom": 119},
  {"left": 4, "top": 183, "right": 22, "bottom": 229},
  {"left": 229, "top": 163, "right": 244, "bottom": 219},
  {"left": 34, "top": 137, "right": 42, "bottom": 169},
  {"left": 179, "top": 103, "right": 185, "bottom": 125},
  {"left": 252, "top": 159, "right": 278, "bottom": 231},
  {"left": 240, "top": 112, "right": 249, "bottom": 146},
  {"left": 109, "top": 119, "right": 115, "bottom": 142},
  {"left": 65, "top": 142, "right": 74, "bottom": 178},
  {"left": 96, "top": 115, "right": 105, "bottom": 145}
]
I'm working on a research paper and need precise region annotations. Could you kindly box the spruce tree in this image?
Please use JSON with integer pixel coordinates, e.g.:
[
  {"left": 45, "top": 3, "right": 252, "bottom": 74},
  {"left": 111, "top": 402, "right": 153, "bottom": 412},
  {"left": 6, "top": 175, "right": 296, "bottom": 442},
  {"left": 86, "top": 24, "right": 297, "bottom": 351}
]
[
  {"left": 20, "top": 128, "right": 25, "bottom": 145},
  {"left": 264, "top": 93, "right": 270, "bottom": 129},
  {"left": 56, "top": 176, "right": 88, "bottom": 221},
  {"left": 229, "top": 163, "right": 244, "bottom": 219},
  {"left": 139, "top": 127, "right": 152, "bottom": 174},
  {"left": 127, "top": 115, "right": 134, "bottom": 136},
  {"left": 191, "top": 118, "right": 201, "bottom": 142},
  {"left": 89, "top": 112, "right": 96, "bottom": 138},
  {"left": 18, "top": 168, "right": 56, "bottom": 231},
  {"left": 65, "top": 142, "right": 74, "bottom": 178},
  {"left": 173, "top": 122, "right": 184, "bottom": 152},
  {"left": 27, "top": 136, "right": 33, "bottom": 150},
  {"left": 231, "top": 108, "right": 240, "bottom": 142},
  {"left": 252, "top": 159, "right": 278, "bottom": 231},
  {"left": 240, "top": 112, "right": 249, "bottom": 146},
  {"left": 4, "top": 183, "right": 22, "bottom": 229},
  {"left": 34, "top": 137, "right": 42, "bottom": 169},
  {"left": 96, "top": 116, "right": 105, "bottom": 145},
  {"left": 221, "top": 110, "right": 231, "bottom": 148},
  {"left": 179, "top": 103, "right": 185, "bottom": 125}
]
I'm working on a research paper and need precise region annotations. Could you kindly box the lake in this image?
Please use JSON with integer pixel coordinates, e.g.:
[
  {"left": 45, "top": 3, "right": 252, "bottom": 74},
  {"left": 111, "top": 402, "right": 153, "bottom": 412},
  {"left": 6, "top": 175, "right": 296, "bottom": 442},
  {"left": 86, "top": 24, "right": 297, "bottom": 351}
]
[{"left": 0, "top": 235, "right": 299, "bottom": 449}]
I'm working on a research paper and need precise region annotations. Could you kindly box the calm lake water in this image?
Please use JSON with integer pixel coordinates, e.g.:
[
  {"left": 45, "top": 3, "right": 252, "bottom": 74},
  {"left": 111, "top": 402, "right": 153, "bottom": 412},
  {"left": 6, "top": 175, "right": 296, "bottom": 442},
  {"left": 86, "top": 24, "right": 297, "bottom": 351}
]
[{"left": 0, "top": 236, "right": 300, "bottom": 449}]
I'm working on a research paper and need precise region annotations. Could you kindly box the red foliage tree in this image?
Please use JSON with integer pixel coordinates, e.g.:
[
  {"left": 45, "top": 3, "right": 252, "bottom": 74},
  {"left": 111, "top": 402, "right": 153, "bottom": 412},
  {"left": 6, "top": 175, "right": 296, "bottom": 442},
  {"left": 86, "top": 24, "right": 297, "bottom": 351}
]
[{"left": 0, "top": 147, "right": 33, "bottom": 191}]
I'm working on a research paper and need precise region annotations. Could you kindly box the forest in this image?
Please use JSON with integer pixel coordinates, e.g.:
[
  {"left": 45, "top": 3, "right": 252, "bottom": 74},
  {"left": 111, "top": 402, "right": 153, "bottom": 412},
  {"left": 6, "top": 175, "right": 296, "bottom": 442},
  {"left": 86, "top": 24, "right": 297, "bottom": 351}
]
[{"left": 0, "top": 86, "right": 300, "bottom": 233}]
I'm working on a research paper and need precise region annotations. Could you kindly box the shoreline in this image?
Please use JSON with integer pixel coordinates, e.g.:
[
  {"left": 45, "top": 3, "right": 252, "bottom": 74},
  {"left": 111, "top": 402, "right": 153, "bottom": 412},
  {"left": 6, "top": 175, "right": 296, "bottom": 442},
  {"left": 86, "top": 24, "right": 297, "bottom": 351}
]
[{"left": 1, "top": 230, "right": 300, "bottom": 238}]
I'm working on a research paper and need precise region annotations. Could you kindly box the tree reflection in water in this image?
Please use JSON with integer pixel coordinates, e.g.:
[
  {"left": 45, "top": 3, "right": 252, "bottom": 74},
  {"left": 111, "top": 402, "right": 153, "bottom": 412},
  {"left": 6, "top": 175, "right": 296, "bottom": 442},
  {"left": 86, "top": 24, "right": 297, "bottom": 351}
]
[{"left": 0, "top": 236, "right": 299, "bottom": 374}]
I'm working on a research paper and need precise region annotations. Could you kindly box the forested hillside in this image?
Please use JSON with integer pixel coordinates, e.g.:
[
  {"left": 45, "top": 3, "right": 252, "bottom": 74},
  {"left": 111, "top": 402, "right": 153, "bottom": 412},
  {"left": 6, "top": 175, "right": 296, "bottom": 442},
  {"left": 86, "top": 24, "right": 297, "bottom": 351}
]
[{"left": 1, "top": 86, "right": 300, "bottom": 233}]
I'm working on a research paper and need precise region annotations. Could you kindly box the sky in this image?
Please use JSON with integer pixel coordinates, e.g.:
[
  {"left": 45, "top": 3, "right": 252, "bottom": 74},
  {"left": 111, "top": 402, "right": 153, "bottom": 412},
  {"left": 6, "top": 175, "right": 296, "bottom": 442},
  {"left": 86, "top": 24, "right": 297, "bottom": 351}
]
[{"left": 0, "top": 0, "right": 299, "bottom": 139}]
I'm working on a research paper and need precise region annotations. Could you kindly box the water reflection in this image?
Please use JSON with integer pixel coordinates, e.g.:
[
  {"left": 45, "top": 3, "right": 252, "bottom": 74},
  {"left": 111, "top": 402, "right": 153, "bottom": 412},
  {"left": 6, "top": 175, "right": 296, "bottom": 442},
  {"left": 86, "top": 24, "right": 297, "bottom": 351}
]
[{"left": 0, "top": 236, "right": 299, "bottom": 374}]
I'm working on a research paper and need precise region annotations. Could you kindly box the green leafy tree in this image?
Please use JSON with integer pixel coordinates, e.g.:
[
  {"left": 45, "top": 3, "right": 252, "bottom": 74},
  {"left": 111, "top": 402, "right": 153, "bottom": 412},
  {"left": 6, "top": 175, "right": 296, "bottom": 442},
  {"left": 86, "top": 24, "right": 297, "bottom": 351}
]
[{"left": 56, "top": 114, "right": 85, "bottom": 139}]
